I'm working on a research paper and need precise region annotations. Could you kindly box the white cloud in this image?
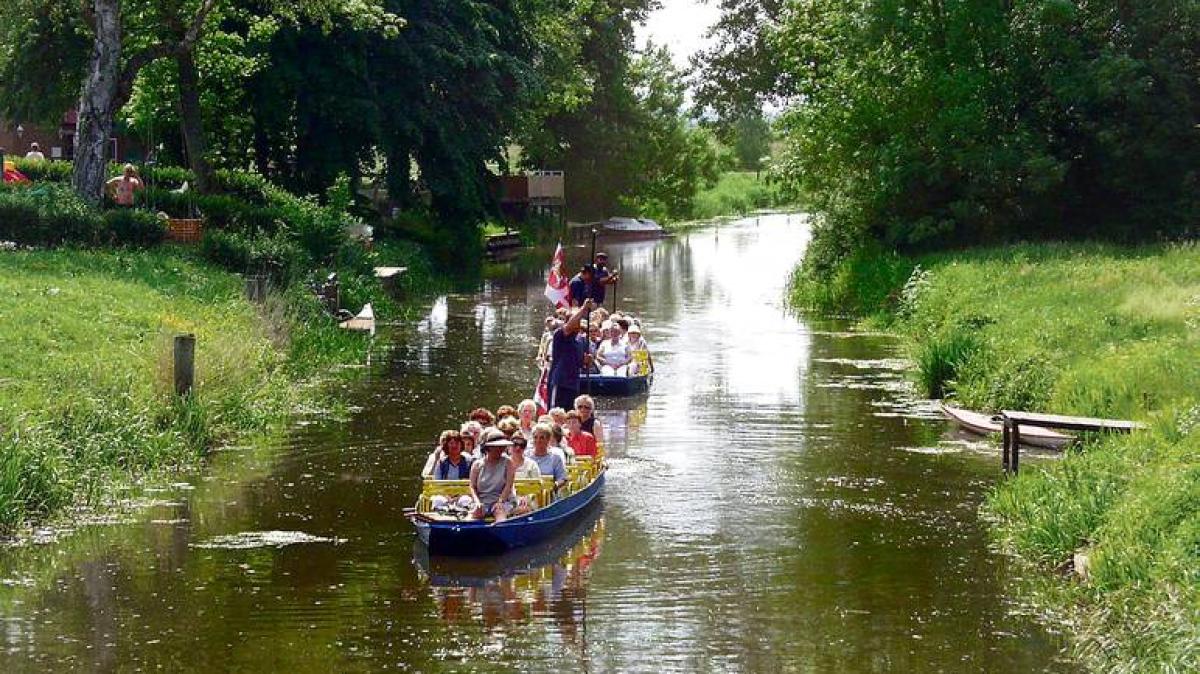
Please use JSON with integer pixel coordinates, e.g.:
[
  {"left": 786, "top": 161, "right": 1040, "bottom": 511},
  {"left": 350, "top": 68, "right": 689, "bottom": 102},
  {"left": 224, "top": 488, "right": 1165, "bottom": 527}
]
[{"left": 636, "top": 0, "right": 721, "bottom": 71}]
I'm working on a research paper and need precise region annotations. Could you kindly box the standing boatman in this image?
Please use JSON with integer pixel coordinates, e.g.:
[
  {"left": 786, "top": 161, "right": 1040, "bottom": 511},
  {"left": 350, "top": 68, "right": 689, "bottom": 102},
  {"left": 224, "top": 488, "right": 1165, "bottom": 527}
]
[
  {"left": 568, "top": 264, "right": 595, "bottom": 308},
  {"left": 590, "top": 252, "right": 621, "bottom": 307},
  {"left": 548, "top": 299, "right": 594, "bottom": 409}
]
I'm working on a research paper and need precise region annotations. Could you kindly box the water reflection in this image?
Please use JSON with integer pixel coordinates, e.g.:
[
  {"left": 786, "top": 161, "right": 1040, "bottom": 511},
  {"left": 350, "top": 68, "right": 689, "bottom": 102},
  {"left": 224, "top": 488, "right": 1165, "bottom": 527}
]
[{"left": 416, "top": 505, "right": 604, "bottom": 639}]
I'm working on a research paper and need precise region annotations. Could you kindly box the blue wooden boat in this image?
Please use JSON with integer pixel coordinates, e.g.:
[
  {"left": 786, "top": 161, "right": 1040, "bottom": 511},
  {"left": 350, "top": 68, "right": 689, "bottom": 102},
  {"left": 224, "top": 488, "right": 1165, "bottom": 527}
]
[
  {"left": 413, "top": 503, "right": 604, "bottom": 586},
  {"left": 582, "top": 373, "right": 651, "bottom": 396},
  {"left": 409, "top": 469, "right": 606, "bottom": 556}
]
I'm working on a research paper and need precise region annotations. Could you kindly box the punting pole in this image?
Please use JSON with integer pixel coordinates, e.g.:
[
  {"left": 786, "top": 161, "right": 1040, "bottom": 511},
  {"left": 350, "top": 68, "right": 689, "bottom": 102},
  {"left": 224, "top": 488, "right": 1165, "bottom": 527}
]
[{"left": 585, "top": 227, "right": 597, "bottom": 394}]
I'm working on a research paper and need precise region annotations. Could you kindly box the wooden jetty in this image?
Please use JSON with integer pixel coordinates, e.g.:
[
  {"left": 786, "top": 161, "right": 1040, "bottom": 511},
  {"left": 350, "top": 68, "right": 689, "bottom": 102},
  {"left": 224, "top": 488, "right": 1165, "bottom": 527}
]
[{"left": 999, "top": 410, "right": 1145, "bottom": 474}]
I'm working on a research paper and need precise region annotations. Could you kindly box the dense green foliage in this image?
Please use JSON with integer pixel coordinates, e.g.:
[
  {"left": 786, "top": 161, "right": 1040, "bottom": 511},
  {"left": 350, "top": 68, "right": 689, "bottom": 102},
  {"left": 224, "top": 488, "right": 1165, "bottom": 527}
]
[
  {"left": 0, "top": 182, "right": 165, "bottom": 247},
  {"left": 703, "top": 1, "right": 1200, "bottom": 311},
  {"left": 869, "top": 243, "right": 1200, "bottom": 671},
  {"left": 689, "top": 171, "right": 792, "bottom": 222}
]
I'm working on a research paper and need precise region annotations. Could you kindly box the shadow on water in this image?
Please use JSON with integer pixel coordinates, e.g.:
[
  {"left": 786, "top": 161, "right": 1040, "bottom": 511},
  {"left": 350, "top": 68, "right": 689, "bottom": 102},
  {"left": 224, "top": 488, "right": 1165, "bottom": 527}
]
[{"left": 0, "top": 214, "right": 1077, "bottom": 672}]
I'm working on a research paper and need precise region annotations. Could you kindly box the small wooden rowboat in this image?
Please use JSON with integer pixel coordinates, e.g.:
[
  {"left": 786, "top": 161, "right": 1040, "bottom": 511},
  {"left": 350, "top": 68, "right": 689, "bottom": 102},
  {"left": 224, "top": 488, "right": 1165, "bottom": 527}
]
[
  {"left": 408, "top": 458, "right": 605, "bottom": 556},
  {"left": 582, "top": 373, "right": 651, "bottom": 396},
  {"left": 940, "top": 403, "right": 1074, "bottom": 450}
]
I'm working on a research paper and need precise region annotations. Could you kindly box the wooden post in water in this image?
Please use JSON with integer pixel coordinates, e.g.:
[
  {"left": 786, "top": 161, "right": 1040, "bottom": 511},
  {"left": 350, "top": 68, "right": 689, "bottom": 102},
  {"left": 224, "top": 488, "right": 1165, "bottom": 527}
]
[
  {"left": 174, "top": 334, "right": 196, "bottom": 397},
  {"left": 1010, "top": 422, "right": 1021, "bottom": 474},
  {"left": 1001, "top": 420, "right": 1011, "bottom": 473}
]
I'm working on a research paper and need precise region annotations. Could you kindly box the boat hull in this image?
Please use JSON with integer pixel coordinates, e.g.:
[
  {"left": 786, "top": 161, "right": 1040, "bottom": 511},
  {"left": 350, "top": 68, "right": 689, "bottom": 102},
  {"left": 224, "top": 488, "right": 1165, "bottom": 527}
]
[
  {"left": 940, "top": 403, "right": 1074, "bottom": 450},
  {"left": 413, "top": 472, "right": 606, "bottom": 556},
  {"left": 581, "top": 374, "right": 651, "bottom": 396}
]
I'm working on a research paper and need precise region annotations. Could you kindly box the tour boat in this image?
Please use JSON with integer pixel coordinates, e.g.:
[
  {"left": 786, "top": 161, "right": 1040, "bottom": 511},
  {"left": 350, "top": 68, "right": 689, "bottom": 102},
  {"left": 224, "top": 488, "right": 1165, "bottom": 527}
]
[
  {"left": 407, "top": 458, "right": 606, "bottom": 555},
  {"left": 413, "top": 503, "right": 604, "bottom": 584},
  {"left": 940, "top": 403, "right": 1074, "bottom": 450},
  {"left": 581, "top": 373, "right": 651, "bottom": 396}
]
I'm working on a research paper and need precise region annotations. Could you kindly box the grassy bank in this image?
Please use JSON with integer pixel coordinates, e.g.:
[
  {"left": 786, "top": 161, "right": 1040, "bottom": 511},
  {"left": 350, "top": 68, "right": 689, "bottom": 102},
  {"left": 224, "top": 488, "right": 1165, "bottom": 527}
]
[
  {"left": 791, "top": 242, "right": 1200, "bottom": 671},
  {"left": 0, "top": 246, "right": 381, "bottom": 533},
  {"left": 687, "top": 171, "right": 794, "bottom": 223}
]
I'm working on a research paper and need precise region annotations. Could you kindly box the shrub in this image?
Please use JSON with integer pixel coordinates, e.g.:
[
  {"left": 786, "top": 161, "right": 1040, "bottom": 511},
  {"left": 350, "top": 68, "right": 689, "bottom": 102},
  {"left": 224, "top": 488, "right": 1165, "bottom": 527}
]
[
  {"left": 103, "top": 209, "right": 167, "bottom": 247},
  {"left": 11, "top": 158, "right": 72, "bottom": 183},
  {"left": 913, "top": 327, "right": 981, "bottom": 399}
]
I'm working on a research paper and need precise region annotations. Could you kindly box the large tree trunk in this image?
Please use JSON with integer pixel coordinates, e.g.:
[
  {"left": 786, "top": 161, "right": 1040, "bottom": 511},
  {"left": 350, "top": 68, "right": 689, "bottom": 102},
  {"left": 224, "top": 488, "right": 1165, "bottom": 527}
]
[
  {"left": 73, "top": 0, "right": 122, "bottom": 204},
  {"left": 175, "top": 50, "right": 212, "bottom": 193}
]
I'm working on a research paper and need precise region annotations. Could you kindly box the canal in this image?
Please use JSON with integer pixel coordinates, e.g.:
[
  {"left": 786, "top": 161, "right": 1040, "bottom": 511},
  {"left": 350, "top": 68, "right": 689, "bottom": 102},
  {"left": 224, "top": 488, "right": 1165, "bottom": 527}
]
[{"left": 0, "top": 214, "right": 1074, "bottom": 672}]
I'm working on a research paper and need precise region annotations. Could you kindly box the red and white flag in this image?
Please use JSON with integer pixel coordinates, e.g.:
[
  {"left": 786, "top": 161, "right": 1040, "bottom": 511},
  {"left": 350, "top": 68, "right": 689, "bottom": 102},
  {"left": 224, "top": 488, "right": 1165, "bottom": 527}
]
[
  {"left": 544, "top": 242, "right": 569, "bottom": 309},
  {"left": 533, "top": 363, "right": 550, "bottom": 416}
]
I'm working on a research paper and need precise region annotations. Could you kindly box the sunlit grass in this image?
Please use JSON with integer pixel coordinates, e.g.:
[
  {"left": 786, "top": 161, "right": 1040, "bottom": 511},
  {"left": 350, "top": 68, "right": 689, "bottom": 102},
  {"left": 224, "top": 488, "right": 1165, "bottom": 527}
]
[
  {"left": 0, "top": 247, "right": 366, "bottom": 533},
  {"left": 689, "top": 171, "right": 794, "bottom": 222},
  {"left": 888, "top": 241, "right": 1200, "bottom": 671}
]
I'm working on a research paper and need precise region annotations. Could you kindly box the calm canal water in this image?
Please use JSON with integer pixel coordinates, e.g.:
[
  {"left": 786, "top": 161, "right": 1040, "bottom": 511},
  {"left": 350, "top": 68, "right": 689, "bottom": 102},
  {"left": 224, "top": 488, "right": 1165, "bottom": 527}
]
[{"left": 0, "top": 215, "right": 1075, "bottom": 672}]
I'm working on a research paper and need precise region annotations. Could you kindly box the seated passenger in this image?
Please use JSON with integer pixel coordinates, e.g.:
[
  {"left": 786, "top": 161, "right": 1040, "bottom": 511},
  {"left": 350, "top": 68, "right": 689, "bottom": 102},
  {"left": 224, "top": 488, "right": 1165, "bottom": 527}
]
[
  {"left": 428, "top": 431, "right": 474, "bottom": 511},
  {"left": 508, "top": 436, "right": 541, "bottom": 514},
  {"left": 551, "top": 423, "right": 573, "bottom": 462},
  {"left": 596, "top": 321, "right": 632, "bottom": 376},
  {"left": 548, "top": 407, "right": 568, "bottom": 427},
  {"left": 497, "top": 417, "right": 520, "bottom": 438},
  {"left": 496, "top": 404, "right": 518, "bottom": 422},
  {"left": 530, "top": 423, "right": 568, "bottom": 494},
  {"left": 432, "top": 431, "right": 473, "bottom": 479},
  {"left": 565, "top": 411, "right": 598, "bottom": 457},
  {"left": 461, "top": 421, "right": 483, "bottom": 459},
  {"left": 420, "top": 429, "right": 454, "bottom": 477},
  {"left": 517, "top": 399, "right": 538, "bottom": 440},
  {"left": 469, "top": 407, "right": 496, "bottom": 428},
  {"left": 574, "top": 395, "right": 603, "bottom": 445},
  {"left": 470, "top": 430, "right": 517, "bottom": 521},
  {"left": 627, "top": 323, "right": 652, "bottom": 375}
]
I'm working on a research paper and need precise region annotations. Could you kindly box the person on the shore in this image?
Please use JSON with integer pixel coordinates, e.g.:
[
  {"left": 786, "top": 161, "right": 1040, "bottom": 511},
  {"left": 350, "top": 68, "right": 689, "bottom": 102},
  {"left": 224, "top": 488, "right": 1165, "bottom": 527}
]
[
  {"left": 596, "top": 320, "right": 632, "bottom": 376},
  {"left": 574, "top": 394, "right": 603, "bottom": 444},
  {"left": 548, "top": 299, "right": 592, "bottom": 409},
  {"left": 105, "top": 164, "right": 144, "bottom": 207},
  {"left": 590, "top": 252, "right": 621, "bottom": 306},
  {"left": 565, "top": 410, "right": 598, "bottom": 457},
  {"left": 568, "top": 265, "right": 595, "bottom": 308},
  {"left": 470, "top": 430, "right": 517, "bottom": 521},
  {"left": 530, "top": 423, "right": 568, "bottom": 494},
  {"left": 432, "top": 431, "right": 474, "bottom": 480},
  {"left": 24, "top": 143, "right": 45, "bottom": 161}
]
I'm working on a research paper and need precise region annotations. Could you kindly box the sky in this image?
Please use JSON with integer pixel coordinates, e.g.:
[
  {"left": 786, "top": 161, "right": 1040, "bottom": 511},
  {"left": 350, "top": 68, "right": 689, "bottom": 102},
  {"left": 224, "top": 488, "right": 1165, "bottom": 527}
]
[{"left": 635, "top": 0, "right": 722, "bottom": 72}]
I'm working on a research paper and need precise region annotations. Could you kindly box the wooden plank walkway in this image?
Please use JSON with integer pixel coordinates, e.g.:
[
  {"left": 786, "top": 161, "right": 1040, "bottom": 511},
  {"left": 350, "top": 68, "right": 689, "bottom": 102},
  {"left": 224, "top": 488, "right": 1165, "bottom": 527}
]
[{"left": 999, "top": 410, "right": 1146, "bottom": 474}]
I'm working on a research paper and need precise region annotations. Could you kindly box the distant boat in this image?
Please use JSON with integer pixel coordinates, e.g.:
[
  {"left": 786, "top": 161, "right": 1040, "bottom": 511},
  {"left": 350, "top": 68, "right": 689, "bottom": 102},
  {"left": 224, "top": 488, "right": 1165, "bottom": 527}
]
[
  {"left": 338, "top": 303, "right": 376, "bottom": 335},
  {"left": 940, "top": 403, "right": 1074, "bottom": 450},
  {"left": 601, "top": 217, "right": 668, "bottom": 239}
]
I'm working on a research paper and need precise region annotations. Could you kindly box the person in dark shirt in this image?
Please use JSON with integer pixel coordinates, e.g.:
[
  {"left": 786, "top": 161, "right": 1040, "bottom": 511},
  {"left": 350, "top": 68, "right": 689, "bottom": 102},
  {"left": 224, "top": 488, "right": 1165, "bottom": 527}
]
[
  {"left": 590, "top": 252, "right": 621, "bottom": 305},
  {"left": 548, "top": 298, "right": 593, "bottom": 408},
  {"left": 568, "top": 265, "right": 595, "bottom": 308}
]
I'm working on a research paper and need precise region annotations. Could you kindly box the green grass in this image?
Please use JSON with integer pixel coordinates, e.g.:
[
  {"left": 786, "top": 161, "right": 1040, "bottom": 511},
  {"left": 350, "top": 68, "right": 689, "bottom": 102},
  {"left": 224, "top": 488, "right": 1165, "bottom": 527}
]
[
  {"left": 0, "top": 247, "right": 371, "bottom": 532},
  {"left": 687, "top": 171, "right": 794, "bottom": 223},
  {"left": 808, "top": 241, "right": 1200, "bottom": 671}
]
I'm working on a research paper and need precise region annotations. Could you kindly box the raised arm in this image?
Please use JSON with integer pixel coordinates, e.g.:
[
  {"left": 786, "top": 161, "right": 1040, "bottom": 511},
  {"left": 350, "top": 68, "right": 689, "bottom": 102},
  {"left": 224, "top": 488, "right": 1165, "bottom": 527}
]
[{"left": 563, "top": 298, "right": 593, "bottom": 336}]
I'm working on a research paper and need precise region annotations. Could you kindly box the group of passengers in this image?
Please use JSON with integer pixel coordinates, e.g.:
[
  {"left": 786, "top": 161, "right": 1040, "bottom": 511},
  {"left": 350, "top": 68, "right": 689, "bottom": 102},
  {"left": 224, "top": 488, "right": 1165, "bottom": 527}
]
[
  {"left": 421, "top": 397, "right": 603, "bottom": 522},
  {"left": 538, "top": 299, "right": 652, "bottom": 407}
]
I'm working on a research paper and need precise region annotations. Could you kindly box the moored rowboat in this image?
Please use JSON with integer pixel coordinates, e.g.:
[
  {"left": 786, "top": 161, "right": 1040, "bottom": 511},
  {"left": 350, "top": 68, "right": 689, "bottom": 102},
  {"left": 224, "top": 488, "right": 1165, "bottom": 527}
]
[{"left": 940, "top": 403, "right": 1074, "bottom": 450}]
